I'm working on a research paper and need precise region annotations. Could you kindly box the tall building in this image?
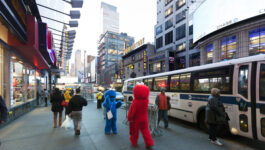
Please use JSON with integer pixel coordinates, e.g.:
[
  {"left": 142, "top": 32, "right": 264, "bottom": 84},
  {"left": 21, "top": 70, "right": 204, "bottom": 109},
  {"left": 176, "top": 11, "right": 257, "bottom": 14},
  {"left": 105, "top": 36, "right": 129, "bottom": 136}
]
[
  {"left": 97, "top": 31, "right": 134, "bottom": 86},
  {"left": 154, "top": 0, "right": 205, "bottom": 71},
  {"left": 100, "top": 2, "right": 119, "bottom": 34},
  {"left": 70, "top": 63, "right": 75, "bottom": 76},
  {"left": 75, "top": 50, "right": 82, "bottom": 77}
]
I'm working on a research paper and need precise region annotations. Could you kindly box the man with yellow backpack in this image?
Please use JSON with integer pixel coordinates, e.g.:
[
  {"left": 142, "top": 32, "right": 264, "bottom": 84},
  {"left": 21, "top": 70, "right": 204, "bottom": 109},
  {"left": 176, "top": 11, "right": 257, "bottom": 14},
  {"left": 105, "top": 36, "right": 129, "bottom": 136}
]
[{"left": 96, "top": 90, "right": 104, "bottom": 109}]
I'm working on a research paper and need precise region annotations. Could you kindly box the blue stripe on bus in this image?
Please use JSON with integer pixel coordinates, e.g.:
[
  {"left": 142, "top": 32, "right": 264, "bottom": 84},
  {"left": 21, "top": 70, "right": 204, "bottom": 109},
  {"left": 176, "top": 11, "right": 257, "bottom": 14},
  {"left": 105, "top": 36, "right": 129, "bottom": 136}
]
[
  {"left": 123, "top": 91, "right": 133, "bottom": 94},
  {"left": 180, "top": 94, "right": 254, "bottom": 107}
]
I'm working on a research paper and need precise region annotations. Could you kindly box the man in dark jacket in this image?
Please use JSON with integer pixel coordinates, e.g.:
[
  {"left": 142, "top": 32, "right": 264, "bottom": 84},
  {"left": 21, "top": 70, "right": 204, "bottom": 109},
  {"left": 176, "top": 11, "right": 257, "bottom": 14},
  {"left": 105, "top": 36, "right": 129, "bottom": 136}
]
[
  {"left": 155, "top": 88, "right": 171, "bottom": 128},
  {"left": 66, "top": 87, "right": 87, "bottom": 135},
  {"left": 205, "top": 88, "right": 227, "bottom": 146}
]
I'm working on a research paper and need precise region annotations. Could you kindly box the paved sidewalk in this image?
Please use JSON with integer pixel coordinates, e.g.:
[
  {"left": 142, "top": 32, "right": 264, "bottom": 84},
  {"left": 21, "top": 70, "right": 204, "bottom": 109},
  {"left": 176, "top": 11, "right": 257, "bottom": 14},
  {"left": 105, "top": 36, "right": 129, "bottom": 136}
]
[{"left": 0, "top": 101, "right": 264, "bottom": 150}]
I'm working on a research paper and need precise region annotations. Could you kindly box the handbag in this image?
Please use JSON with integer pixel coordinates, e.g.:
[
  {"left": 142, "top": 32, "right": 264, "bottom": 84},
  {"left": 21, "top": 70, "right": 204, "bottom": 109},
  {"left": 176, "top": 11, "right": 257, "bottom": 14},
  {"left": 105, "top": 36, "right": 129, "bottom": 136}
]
[
  {"left": 107, "top": 102, "right": 113, "bottom": 119},
  {"left": 61, "top": 101, "right": 68, "bottom": 107}
]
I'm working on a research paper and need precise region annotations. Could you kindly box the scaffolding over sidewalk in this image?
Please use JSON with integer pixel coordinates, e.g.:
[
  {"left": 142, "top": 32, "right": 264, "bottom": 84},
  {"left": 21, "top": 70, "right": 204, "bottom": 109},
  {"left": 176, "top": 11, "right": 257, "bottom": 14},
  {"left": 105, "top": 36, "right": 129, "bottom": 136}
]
[{"left": 122, "top": 101, "right": 163, "bottom": 137}]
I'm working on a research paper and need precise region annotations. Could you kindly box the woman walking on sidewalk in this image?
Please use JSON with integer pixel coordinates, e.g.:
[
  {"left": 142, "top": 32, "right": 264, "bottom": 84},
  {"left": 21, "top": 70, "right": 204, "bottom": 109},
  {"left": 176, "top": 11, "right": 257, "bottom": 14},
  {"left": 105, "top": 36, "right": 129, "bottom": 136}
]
[
  {"left": 66, "top": 88, "right": 87, "bottom": 135},
  {"left": 51, "top": 88, "right": 64, "bottom": 128}
]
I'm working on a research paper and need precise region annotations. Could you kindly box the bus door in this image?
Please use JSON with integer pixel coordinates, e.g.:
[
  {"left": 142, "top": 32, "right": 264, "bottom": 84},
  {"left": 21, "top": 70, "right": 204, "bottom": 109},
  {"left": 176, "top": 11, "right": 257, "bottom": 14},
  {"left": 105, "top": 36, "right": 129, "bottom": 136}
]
[
  {"left": 256, "top": 62, "right": 265, "bottom": 142},
  {"left": 235, "top": 63, "right": 253, "bottom": 139}
]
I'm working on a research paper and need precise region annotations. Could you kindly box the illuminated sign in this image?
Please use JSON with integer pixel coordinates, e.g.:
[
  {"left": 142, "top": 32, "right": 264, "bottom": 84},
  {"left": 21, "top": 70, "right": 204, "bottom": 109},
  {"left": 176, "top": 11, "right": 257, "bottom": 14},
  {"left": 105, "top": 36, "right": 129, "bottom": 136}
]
[
  {"left": 124, "top": 38, "right": 145, "bottom": 55},
  {"left": 143, "top": 50, "right": 147, "bottom": 72},
  {"left": 193, "top": 0, "right": 265, "bottom": 43}
]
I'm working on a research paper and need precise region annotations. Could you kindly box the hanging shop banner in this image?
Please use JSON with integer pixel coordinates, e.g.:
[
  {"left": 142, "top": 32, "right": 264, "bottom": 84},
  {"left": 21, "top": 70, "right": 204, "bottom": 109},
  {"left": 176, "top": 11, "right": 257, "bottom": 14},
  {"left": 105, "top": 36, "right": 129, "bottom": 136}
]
[{"left": 124, "top": 38, "right": 145, "bottom": 55}]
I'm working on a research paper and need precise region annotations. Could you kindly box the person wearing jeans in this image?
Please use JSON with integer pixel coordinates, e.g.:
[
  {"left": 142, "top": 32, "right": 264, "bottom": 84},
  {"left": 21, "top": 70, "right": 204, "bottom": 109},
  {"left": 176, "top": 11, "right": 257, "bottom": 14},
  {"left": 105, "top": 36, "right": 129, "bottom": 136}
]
[
  {"left": 50, "top": 88, "right": 64, "bottom": 128},
  {"left": 155, "top": 88, "right": 170, "bottom": 128},
  {"left": 66, "top": 88, "right": 87, "bottom": 135}
]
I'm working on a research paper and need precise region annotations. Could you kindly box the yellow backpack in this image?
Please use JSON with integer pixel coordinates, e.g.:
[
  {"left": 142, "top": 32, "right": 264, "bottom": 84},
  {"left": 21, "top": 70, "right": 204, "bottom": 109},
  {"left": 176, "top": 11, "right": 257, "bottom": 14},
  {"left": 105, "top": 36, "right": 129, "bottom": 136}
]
[{"left": 96, "top": 92, "right": 103, "bottom": 100}]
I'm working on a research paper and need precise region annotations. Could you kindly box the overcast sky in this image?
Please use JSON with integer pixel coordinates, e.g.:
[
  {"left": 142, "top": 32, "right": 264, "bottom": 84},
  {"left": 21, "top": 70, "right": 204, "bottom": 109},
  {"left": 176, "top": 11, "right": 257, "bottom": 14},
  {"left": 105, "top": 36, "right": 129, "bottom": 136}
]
[{"left": 70, "top": 0, "right": 156, "bottom": 63}]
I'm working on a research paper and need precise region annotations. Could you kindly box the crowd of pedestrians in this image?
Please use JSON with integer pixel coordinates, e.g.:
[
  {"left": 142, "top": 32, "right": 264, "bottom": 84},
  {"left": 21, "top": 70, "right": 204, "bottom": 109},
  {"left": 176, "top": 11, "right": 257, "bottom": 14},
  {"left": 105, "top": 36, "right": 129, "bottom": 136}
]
[{"left": 0, "top": 83, "right": 229, "bottom": 149}]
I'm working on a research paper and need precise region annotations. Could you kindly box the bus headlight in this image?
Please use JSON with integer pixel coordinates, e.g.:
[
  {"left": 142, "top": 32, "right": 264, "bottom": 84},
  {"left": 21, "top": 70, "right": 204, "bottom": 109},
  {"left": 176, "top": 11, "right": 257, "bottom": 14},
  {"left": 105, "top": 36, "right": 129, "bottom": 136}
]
[{"left": 231, "top": 128, "right": 238, "bottom": 135}]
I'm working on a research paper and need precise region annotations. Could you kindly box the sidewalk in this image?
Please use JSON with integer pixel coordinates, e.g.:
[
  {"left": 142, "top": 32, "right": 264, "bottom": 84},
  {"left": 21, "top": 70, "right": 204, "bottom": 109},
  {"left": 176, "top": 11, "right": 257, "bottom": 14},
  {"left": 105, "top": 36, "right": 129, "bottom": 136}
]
[{"left": 0, "top": 101, "right": 263, "bottom": 150}]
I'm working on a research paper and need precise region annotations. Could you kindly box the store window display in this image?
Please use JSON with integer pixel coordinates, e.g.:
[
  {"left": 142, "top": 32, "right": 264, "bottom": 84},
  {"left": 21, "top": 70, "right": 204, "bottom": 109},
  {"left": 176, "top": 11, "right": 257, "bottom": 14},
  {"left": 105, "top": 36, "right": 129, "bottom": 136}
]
[{"left": 12, "top": 57, "right": 36, "bottom": 106}]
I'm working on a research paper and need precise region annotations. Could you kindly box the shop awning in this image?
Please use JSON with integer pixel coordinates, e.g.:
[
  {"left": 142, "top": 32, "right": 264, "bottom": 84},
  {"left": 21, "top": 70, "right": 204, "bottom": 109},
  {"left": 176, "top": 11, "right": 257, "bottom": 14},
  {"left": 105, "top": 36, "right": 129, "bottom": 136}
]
[{"left": 8, "top": 15, "right": 49, "bottom": 69}]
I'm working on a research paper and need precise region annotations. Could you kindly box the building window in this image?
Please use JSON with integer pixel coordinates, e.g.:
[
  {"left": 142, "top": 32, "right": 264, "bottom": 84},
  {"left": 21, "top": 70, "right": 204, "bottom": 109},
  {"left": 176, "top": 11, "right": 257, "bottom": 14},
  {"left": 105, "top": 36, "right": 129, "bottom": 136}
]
[
  {"left": 165, "top": 31, "right": 173, "bottom": 45},
  {"left": 189, "top": 39, "right": 193, "bottom": 49},
  {"left": 156, "top": 25, "right": 163, "bottom": 35},
  {"left": 176, "top": 24, "right": 186, "bottom": 41},
  {"left": 206, "top": 43, "right": 213, "bottom": 64},
  {"left": 156, "top": 36, "right": 163, "bottom": 49},
  {"left": 165, "top": 18, "right": 173, "bottom": 30},
  {"left": 176, "top": 0, "right": 186, "bottom": 11},
  {"left": 176, "top": 56, "right": 185, "bottom": 69},
  {"left": 249, "top": 27, "right": 265, "bottom": 56},
  {"left": 165, "top": 0, "right": 173, "bottom": 6},
  {"left": 189, "top": 53, "right": 200, "bottom": 67},
  {"left": 150, "top": 61, "right": 164, "bottom": 74},
  {"left": 221, "top": 35, "right": 237, "bottom": 60},
  {"left": 189, "top": 25, "right": 193, "bottom": 35},
  {"left": 165, "top": 5, "right": 173, "bottom": 18},
  {"left": 176, "top": 42, "right": 186, "bottom": 52},
  {"left": 176, "top": 10, "right": 186, "bottom": 24}
]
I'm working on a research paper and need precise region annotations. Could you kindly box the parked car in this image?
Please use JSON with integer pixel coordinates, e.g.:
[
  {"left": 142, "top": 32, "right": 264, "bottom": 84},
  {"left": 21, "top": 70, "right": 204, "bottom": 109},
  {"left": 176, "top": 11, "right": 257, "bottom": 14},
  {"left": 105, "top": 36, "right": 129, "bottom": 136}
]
[{"left": 115, "top": 92, "right": 124, "bottom": 101}]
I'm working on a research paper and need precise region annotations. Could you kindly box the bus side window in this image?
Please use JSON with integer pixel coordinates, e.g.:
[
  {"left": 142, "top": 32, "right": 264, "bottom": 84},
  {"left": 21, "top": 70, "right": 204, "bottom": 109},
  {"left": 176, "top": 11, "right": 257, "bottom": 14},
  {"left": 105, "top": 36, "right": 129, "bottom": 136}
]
[
  {"left": 180, "top": 73, "right": 191, "bottom": 91},
  {"left": 143, "top": 78, "right": 153, "bottom": 90},
  {"left": 127, "top": 81, "right": 135, "bottom": 91},
  {"left": 238, "top": 65, "right": 248, "bottom": 99},
  {"left": 153, "top": 76, "right": 168, "bottom": 91},
  {"left": 170, "top": 75, "right": 180, "bottom": 91},
  {"left": 259, "top": 64, "right": 265, "bottom": 101}
]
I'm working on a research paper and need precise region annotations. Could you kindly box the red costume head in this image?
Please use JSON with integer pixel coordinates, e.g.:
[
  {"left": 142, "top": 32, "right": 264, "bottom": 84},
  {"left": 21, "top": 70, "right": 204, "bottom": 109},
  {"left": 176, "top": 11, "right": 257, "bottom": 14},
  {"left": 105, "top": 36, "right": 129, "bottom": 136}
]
[{"left": 133, "top": 84, "right": 150, "bottom": 100}]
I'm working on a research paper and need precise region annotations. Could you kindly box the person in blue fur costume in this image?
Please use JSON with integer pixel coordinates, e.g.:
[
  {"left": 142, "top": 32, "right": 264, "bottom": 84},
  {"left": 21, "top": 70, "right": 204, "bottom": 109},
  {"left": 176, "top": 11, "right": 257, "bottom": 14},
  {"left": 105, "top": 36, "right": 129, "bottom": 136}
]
[{"left": 103, "top": 90, "right": 123, "bottom": 134}]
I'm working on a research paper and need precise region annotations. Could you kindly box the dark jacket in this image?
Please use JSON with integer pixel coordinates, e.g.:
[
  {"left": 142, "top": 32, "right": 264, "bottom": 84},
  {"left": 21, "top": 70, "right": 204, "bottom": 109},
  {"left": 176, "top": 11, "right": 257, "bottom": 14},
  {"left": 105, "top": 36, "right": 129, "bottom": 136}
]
[
  {"left": 0, "top": 95, "right": 8, "bottom": 122},
  {"left": 50, "top": 90, "right": 64, "bottom": 112},
  {"left": 66, "top": 94, "right": 87, "bottom": 114},
  {"left": 155, "top": 95, "right": 171, "bottom": 110},
  {"left": 205, "top": 94, "right": 226, "bottom": 124}
]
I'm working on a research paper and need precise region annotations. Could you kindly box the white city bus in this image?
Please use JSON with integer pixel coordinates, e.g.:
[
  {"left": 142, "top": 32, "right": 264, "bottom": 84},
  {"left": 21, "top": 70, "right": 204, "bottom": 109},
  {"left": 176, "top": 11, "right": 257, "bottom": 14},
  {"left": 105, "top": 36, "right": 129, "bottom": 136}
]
[{"left": 122, "top": 54, "right": 265, "bottom": 142}]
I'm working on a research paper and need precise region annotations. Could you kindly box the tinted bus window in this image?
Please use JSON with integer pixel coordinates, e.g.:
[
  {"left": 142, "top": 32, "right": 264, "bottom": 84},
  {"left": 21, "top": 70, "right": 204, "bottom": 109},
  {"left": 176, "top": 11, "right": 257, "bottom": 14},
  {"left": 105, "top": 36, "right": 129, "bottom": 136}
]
[
  {"left": 127, "top": 81, "right": 135, "bottom": 91},
  {"left": 180, "top": 73, "right": 190, "bottom": 91},
  {"left": 260, "top": 64, "right": 265, "bottom": 101},
  {"left": 192, "top": 66, "right": 233, "bottom": 93},
  {"left": 238, "top": 65, "right": 248, "bottom": 99},
  {"left": 143, "top": 78, "right": 153, "bottom": 90},
  {"left": 153, "top": 76, "right": 168, "bottom": 91},
  {"left": 170, "top": 75, "right": 180, "bottom": 91},
  {"left": 194, "top": 77, "right": 231, "bottom": 93}
]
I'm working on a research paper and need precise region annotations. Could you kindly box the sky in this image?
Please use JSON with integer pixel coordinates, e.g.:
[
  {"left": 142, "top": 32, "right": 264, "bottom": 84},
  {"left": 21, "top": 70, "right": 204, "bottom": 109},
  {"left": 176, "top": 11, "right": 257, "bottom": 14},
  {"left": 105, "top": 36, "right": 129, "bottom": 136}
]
[{"left": 70, "top": 0, "right": 156, "bottom": 63}]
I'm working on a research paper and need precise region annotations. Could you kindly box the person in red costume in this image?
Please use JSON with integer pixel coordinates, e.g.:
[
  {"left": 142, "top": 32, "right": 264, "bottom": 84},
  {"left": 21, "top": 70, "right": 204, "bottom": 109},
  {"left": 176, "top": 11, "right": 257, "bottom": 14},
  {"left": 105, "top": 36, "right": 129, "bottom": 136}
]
[{"left": 127, "top": 84, "right": 154, "bottom": 149}]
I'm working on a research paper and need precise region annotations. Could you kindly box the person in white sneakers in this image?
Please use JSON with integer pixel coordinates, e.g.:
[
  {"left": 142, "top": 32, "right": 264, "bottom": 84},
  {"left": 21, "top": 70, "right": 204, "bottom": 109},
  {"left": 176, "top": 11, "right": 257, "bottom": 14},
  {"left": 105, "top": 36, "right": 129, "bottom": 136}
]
[{"left": 205, "top": 88, "right": 228, "bottom": 146}]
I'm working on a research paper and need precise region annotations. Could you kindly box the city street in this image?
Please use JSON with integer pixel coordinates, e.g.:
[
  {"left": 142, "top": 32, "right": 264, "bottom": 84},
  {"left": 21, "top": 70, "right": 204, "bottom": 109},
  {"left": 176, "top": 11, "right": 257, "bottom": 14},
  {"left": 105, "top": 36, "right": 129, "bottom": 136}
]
[{"left": 0, "top": 100, "right": 264, "bottom": 150}]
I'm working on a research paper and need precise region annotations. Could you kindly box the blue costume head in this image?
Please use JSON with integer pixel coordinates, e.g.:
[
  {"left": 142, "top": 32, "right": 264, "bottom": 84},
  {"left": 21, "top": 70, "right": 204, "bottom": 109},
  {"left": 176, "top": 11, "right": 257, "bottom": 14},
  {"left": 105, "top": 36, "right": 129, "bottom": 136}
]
[{"left": 104, "top": 90, "right": 116, "bottom": 102}]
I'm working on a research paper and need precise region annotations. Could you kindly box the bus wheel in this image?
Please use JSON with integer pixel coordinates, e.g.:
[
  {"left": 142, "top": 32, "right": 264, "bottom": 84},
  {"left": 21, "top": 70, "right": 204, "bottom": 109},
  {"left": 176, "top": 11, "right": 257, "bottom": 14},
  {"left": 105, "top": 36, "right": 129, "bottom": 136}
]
[{"left": 198, "top": 111, "right": 209, "bottom": 132}]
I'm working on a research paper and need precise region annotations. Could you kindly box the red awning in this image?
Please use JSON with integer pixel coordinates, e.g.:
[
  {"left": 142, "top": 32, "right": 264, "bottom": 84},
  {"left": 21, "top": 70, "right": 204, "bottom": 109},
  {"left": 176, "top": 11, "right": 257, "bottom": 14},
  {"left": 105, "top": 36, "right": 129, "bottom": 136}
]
[{"left": 8, "top": 15, "right": 49, "bottom": 69}]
